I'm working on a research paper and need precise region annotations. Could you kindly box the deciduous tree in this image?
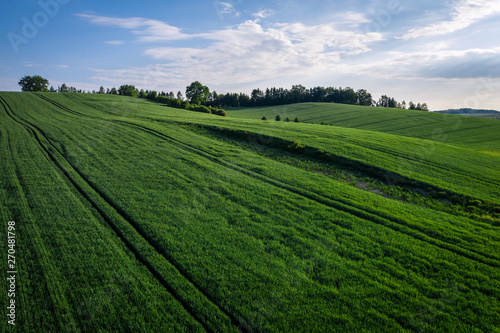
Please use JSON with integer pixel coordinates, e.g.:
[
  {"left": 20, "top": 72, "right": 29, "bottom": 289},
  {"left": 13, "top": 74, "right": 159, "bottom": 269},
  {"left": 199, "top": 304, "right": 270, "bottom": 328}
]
[
  {"left": 118, "top": 84, "right": 138, "bottom": 97},
  {"left": 186, "top": 81, "right": 209, "bottom": 104},
  {"left": 18, "top": 75, "right": 49, "bottom": 92}
]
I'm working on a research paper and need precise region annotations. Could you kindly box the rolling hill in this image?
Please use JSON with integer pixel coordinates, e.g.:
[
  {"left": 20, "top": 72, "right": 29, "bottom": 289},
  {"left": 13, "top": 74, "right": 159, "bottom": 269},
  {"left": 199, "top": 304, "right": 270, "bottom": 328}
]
[
  {"left": 226, "top": 103, "right": 500, "bottom": 151},
  {"left": 1, "top": 92, "right": 499, "bottom": 332},
  {"left": 433, "top": 109, "right": 500, "bottom": 119}
]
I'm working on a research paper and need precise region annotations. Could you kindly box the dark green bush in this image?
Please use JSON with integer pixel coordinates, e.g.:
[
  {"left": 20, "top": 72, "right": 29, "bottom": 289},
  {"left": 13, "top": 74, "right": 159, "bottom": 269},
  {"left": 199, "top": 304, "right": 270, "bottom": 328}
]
[
  {"left": 288, "top": 140, "right": 305, "bottom": 153},
  {"left": 190, "top": 104, "right": 212, "bottom": 114}
]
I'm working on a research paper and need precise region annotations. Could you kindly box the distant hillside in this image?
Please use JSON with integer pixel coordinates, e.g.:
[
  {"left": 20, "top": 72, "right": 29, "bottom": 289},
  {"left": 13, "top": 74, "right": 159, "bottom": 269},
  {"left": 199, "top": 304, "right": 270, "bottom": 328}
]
[
  {"left": 433, "top": 108, "right": 500, "bottom": 119},
  {"left": 228, "top": 103, "right": 500, "bottom": 150}
]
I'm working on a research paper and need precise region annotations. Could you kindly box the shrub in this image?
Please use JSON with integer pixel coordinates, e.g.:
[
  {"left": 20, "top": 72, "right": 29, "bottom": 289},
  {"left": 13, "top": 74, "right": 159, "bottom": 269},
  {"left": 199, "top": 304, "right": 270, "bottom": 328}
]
[
  {"left": 262, "top": 116, "right": 267, "bottom": 121},
  {"left": 275, "top": 115, "right": 281, "bottom": 121},
  {"left": 469, "top": 199, "right": 482, "bottom": 207},
  {"left": 171, "top": 99, "right": 182, "bottom": 109},
  {"left": 294, "top": 117, "right": 300, "bottom": 123},
  {"left": 207, "top": 106, "right": 226, "bottom": 117},
  {"left": 190, "top": 104, "right": 212, "bottom": 114},
  {"left": 288, "top": 140, "right": 306, "bottom": 153},
  {"left": 213, "top": 108, "right": 227, "bottom": 117},
  {"left": 285, "top": 117, "right": 290, "bottom": 122}
]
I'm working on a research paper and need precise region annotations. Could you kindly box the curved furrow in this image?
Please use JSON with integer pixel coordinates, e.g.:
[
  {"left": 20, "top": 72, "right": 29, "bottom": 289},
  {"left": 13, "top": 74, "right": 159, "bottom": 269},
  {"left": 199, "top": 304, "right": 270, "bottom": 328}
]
[
  {"left": 114, "top": 120, "right": 500, "bottom": 268},
  {"left": 34, "top": 93, "right": 88, "bottom": 118},
  {"left": 347, "top": 138, "right": 500, "bottom": 189},
  {"left": 28, "top": 94, "right": 500, "bottom": 266},
  {"left": 0, "top": 95, "right": 242, "bottom": 333}
]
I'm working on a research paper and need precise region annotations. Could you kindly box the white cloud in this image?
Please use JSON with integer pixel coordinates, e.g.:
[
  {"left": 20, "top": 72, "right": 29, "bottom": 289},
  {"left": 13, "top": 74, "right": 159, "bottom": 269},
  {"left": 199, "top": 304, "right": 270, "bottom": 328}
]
[
  {"left": 333, "top": 11, "right": 371, "bottom": 27},
  {"left": 214, "top": 2, "right": 241, "bottom": 19},
  {"left": 80, "top": 14, "right": 382, "bottom": 86},
  {"left": 21, "top": 62, "right": 68, "bottom": 68},
  {"left": 348, "top": 47, "right": 500, "bottom": 80},
  {"left": 48, "top": 80, "right": 100, "bottom": 92},
  {"left": 22, "top": 62, "right": 39, "bottom": 67},
  {"left": 105, "top": 40, "right": 125, "bottom": 45},
  {"left": 399, "top": 0, "right": 500, "bottom": 39},
  {"left": 252, "top": 9, "right": 274, "bottom": 19},
  {"left": 144, "top": 20, "right": 381, "bottom": 84},
  {"left": 75, "top": 14, "right": 188, "bottom": 42}
]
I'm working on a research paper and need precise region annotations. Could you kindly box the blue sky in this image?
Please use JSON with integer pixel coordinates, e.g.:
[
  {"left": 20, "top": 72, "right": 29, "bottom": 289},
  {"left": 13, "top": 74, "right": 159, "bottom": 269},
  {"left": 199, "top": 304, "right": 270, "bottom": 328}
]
[{"left": 1, "top": 0, "right": 500, "bottom": 110}]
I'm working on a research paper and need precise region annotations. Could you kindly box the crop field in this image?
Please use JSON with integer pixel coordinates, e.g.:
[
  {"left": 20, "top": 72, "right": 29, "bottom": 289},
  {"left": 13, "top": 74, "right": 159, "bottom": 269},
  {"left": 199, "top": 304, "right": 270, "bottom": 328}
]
[
  {"left": 227, "top": 103, "right": 500, "bottom": 151},
  {"left": 1, "top": 92, "right": 499, "bottom": 332}
]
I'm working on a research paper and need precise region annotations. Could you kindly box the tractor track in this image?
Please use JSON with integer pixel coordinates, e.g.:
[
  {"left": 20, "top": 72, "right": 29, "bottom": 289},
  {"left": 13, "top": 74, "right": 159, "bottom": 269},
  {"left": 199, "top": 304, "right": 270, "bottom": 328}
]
[
  {"left": 112, "top": 119, "right": 500, "bottom": 268},
  {"left": 30, "top": 94, "right": 500, "bottom": 267},
  {"left": 346, "top": 138, "right": 500, "bottom": 189},
  {"left": 0, "top": 95, "right": 244, "bottom": 333}
]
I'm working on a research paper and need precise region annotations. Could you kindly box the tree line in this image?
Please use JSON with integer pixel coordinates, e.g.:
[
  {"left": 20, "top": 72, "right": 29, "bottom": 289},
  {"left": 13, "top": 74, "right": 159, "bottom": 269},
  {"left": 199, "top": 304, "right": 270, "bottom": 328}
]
[
  {"left": 18, "top": 75, "right": 429, "bottom": 112},
  {"left": 205, "top": 85, "right": 428, "bottom": 111}
]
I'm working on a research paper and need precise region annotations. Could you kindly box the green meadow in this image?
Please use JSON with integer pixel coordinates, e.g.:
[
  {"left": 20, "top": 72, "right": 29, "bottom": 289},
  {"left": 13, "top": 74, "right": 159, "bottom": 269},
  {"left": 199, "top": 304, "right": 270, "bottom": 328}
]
[
  {"left": 1, "top": 92, "right": 499, "bottom": 332},
  {"left": 227, "top": 103, "right": 500, "bottom": 151}
]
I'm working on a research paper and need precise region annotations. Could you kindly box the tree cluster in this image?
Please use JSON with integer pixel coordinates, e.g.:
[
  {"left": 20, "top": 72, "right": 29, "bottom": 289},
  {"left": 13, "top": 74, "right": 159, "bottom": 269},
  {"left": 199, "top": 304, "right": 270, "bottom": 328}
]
[
  {"left": 205, "top": 85, "right": 371, "bottom": 107},
  {"left": 118, "top": 84, "right": 138, "bottom": 97},
  {"left": 204, "top": 84, "right": 427, "bottom": 110},
  {"left": 271, "top": 115, "right": 300, "bottom": 122},
  {"left": 137, "top": 88, "right": 226, "bottom": 117},
  {"left": 376, "top": 95, "right": 428, "bottom": 111}
]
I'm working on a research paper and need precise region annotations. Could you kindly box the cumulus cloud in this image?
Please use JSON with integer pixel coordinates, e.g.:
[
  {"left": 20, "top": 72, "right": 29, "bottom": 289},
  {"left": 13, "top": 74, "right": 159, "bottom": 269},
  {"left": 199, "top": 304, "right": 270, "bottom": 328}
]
[
  {"left": 145, "top": 20, "right": 382, "bottom": 83},
  {"left": 399, "top": 0, "right": 500, "bottom": 39},
  {"left": 79, "top": 14, "right": 383, "bottom": 86},
  {"left": 349, "top": 47, "right": 500, "bottom": 80}
]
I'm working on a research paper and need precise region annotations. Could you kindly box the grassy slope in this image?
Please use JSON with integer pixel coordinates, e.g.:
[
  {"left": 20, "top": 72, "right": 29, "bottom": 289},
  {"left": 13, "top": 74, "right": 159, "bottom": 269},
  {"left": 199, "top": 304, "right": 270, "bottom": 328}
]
[
  {"left": 226, "top": 103, "right": 500, "bottom": 152},
  {"left": 54, "top": 93, "right": 500, "bottom": 204},
  {"left": 0, "top": 96, "right": 208, "bottom": 332},
  {"left": 1, "top": 92, "right": 499, "bottom": 332}
]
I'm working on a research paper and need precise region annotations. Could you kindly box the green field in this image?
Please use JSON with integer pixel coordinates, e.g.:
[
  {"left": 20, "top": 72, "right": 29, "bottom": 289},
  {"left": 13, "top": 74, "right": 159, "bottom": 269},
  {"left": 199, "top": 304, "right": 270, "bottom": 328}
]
[
  {"left": 1, "top": 92, "right": 499, "bottom": 332},
  {"left": 227, "top": 103, "right": 500, "bottom": 151}
]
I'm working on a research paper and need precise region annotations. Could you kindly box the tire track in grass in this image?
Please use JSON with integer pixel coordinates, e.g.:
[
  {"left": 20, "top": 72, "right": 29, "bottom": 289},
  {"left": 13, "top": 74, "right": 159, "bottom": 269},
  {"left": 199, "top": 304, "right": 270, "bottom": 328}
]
[
  {"left": 344, "top": 137, "right": 500, "bottom": 190},
  {"left": 112, "top": 120, "right": 500, "bottom": 312},
  {"left": 30, "top": 92, "right": 500, "bottom": 267},
  {"left": 36, "top": 93, "right": 500, "bottom": 191},
  {"left": 0, "top": 103, "right": 79, "bottom": 332},
  {"left": 29, "top": 94, "right": 421, "bottom": 328},
  {"left": 35, "top": 93, "right": 87, "bottom": 118},
  {"left": 31, "top": 93, "right": 251, "bottom": 332},
  {"left": 0, "top": 96, "right": 241, "bottom": 333},
  {"left": 29, "top": 94, "right": 500, "bottom": 264},
  {"left": 116, "top": 120, "right": 500, "bottom": 268},
  {"left": 24, "top": 94, "right": 500, "bottom": 327}
]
